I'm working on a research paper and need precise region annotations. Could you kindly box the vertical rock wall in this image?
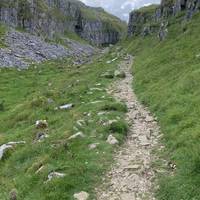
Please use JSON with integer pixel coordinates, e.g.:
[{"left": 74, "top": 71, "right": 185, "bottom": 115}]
[
  {"left": 128, "top": 0, "right": 200, "bottom": 37},
  {"left": 0, "top": 0, "right": 126, "bottom": 46}
]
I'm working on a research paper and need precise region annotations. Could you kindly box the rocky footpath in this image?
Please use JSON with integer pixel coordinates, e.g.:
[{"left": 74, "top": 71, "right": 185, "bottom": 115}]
[
  {"left": 0, "top": 0, "right": 126, "bottom": 46},
  {"left": 96, "top": 56, "right": 162, "bottom": 200},
  {"left": 0, "top": 30, "right": 97, "bottom": 68},
  {"left": 128, "top": 0, "right": 200, "bottom": 37}
]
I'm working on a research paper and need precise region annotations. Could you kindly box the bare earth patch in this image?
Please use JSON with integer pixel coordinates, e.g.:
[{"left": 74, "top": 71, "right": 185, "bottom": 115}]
[{"left": 96, "top": 56, "right": 161, "bottom": 200}]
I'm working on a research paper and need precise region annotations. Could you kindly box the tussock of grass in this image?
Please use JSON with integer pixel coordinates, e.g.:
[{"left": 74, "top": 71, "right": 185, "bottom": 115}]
[
  {"left": 124, "top": 11, "right": 200, "bottom": 200},
  {"left": 108, "top": 120, "right": 128, "bottom": 135},
  {"left": 101, "top": 102, "right": 127, "bottom": 113}
]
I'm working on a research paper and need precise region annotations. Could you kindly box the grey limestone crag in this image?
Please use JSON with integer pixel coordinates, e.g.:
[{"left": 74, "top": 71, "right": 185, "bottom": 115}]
[
  {"left": 128, "top": 0, "right": 200, "bottom": 37},
  {"left": 0, "top": 0, "right": 126, "bottom": 46}
]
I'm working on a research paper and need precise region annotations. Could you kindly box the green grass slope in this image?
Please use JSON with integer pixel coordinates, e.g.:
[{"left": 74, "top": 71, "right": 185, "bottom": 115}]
[
  {"left": 124, "top": 12, "right": 200, "bottom": 200},
  {"left": 0, "top": 52, "right": 128, "bottom": 199}
]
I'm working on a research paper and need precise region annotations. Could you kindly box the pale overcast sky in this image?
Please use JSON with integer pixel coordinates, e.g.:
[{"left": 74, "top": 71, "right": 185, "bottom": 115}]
[{"left": 80, "top": 0, "right": 160, "bottom": 21}]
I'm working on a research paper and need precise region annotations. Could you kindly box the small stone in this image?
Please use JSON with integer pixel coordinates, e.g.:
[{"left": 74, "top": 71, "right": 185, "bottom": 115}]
[
  {"left": 0, "top": 144, "right": 13, "bottom": 160},
  {"left": 114, "top": 70, "right": 126, "bottom": 78},
  {"left": 120, "top": 193, "right": 135, "bottom": 200},
  {"left": 0, "top": 141, "right": 26, "bottom": 160},
  {"left": 124, "top": 165, "right": 140, "bottom": 170},
  {"left": 74, "top": 191, "right": 89, "bottom": 200},
  {"left": 47, "top": 98, "right": 54, "bottom": 104},
  {"left": 59, "top": 104, "right": 74, "bottom": 110},
  {"left": 68, "top": 132, "right": 85, "bottom": 140},
  {"left": 35, "top": 165, "right": 45, "bottom": 174},
  {"left": 106, "top": 135, "right": 119, "bottom": 145},
  {"left": 9, "top": 189, "right": 17, "bottom": 200},
  {"left": 108, "top": 120, "right": 118, "bottom": 125},
  {"left": 90, "top": 88, "right": 103, "bottom": 91},
  {"left": 47, "top": 172, "right": 66, "bottom": 182},
  {"left": 97, "top": 111, "right": 106, "bottom": 116},
  {"left": 145, "top": 115, "right": 154, "bottom": 122},
  {"left": 168, "top": 161, "right": 176, "bottom": 170},
  {"left": 35, "top": 120, "right": 48, "bottom": 129},
  {"left": 90, "top": 101, "right": 103, "bottom": 104},
  {"left": 35, "top": 132, "right": 48, "bottom": 142},
  {"left": 88, "top": 143, "right": 99, "bottom": 150},
  {"left": 196, "top": 54, "right": 200, "bottom": 58}
]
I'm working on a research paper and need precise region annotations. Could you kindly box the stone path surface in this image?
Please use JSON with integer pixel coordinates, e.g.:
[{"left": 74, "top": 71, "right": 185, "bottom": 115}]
[{"left": 96, "top": 56, "right": 160, "bottom": 200}]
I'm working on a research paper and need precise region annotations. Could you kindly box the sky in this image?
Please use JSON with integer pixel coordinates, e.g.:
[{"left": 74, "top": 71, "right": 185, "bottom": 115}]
[{"left": 80, "top": 0, "right": 160, "bottom": 21}]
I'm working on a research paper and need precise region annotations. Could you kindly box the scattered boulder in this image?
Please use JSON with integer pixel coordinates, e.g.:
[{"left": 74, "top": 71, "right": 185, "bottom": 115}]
[
  {"left": 68, "top": 132, "right": 85, "bottom": 140},
  {"left": 47, "top": 172, "right": 66, "bottom": 182},
  {"left": 106, "top": 135, "right": 119, "bottom": 145},
  {"left": 35, "top": 120, "right": 48, "bottom": 129},
  {"left": 0, "top": 141, "right": 26, "bottom": 160},
  {"left": 73, "top": 191, "right": 89, "bottom": 200},
  {"left": 114, "top": 70, "right": 126, "bottom": 78}
]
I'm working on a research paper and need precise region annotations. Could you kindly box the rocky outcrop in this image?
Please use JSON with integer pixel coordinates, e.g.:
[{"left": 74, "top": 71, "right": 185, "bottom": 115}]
[
  {"left": 128, "top": 0, "right": 200, "bottom": 37},
  {"left": 128, "top": 5, "right": 160, "bottom": 37},
  {"left": 0, "top": 0, "right": 126, "bottom": 46}
]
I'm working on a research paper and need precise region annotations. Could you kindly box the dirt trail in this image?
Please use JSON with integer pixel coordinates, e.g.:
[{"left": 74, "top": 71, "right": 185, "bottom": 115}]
[{"left": 96, "top": 56, "right": 160, "bottom": 200}]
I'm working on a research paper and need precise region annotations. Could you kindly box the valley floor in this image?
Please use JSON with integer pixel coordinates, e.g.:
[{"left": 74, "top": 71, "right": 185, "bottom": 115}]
[{"left": 0, "top": 47, "right": 130, "bottom": 200}]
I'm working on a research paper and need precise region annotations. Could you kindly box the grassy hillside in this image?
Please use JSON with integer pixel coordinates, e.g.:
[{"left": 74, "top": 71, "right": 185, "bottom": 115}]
[
  {"left": 124, "top": 12, "right": 200, "bottom": 200},
  {"left": 0, "top": 51, "right": 128, "bottom": 199}
]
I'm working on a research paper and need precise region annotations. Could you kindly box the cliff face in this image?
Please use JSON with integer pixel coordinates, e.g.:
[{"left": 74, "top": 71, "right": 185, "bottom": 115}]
[
  {"left": 128, "top": 0, "right": 200, "bottom": 37},
  {"left": 128, "top": 5, "right": 160, "bottom": 36},
  {"left": 0, "top": 0, "right": 126, "bottom": 46}
]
